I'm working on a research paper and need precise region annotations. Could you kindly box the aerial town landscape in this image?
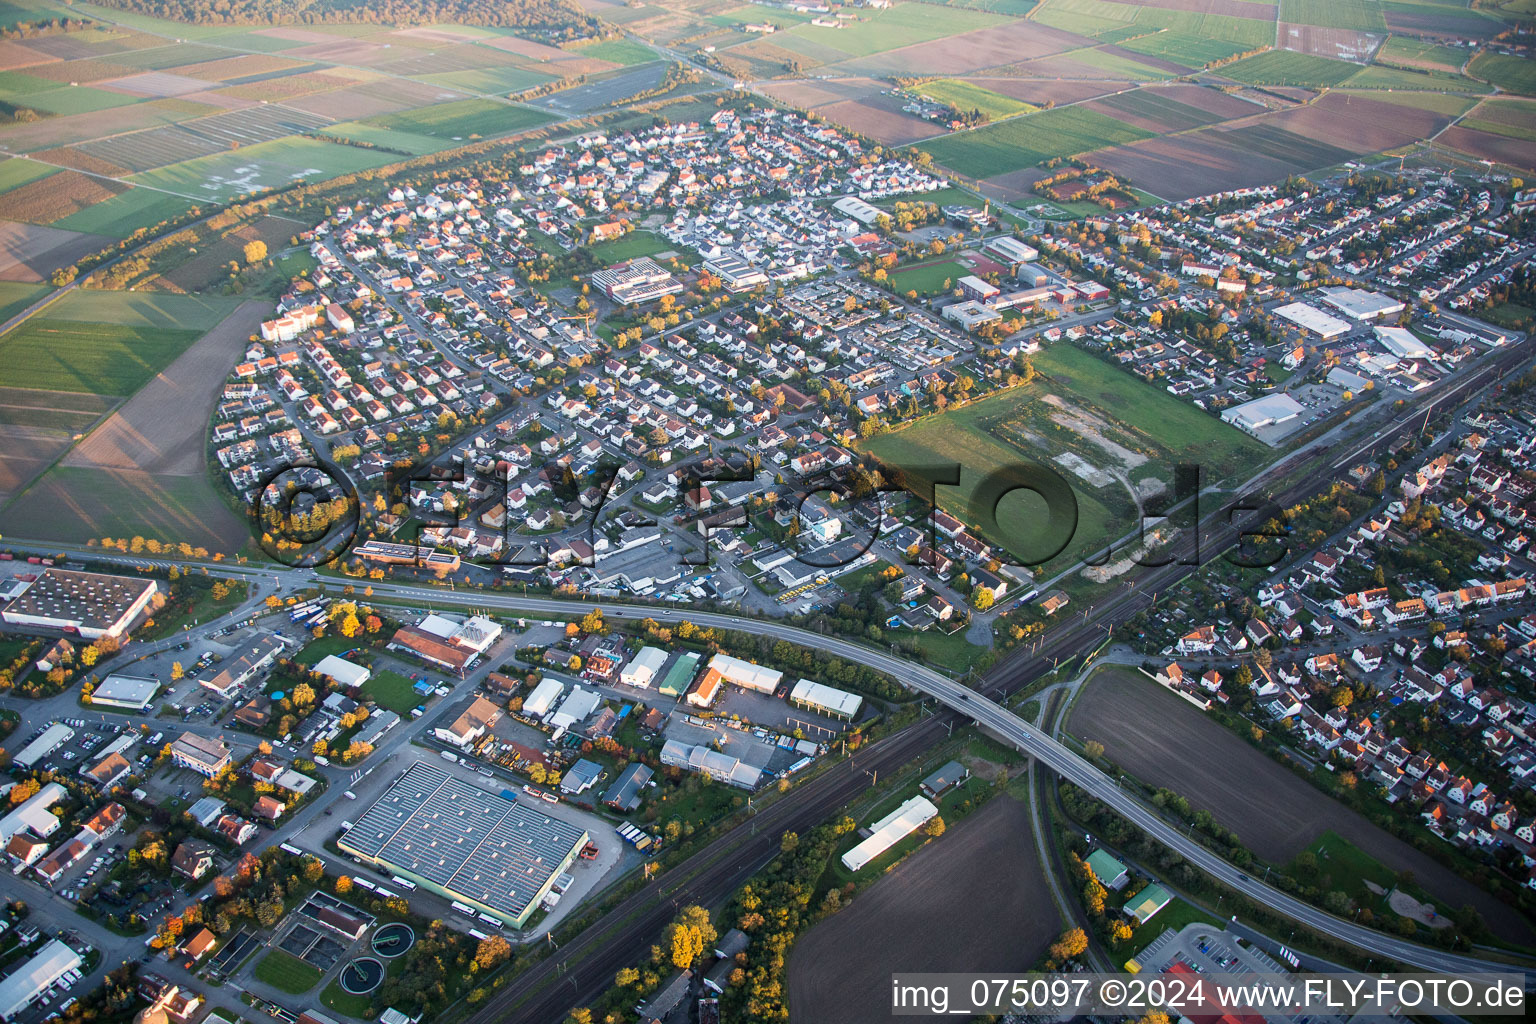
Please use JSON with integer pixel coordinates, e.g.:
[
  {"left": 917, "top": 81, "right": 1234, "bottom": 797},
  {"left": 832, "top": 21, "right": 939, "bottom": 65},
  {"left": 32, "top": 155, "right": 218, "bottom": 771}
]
[{"left": 0, "top": 0, "right": 1531, "bottom": 1022}]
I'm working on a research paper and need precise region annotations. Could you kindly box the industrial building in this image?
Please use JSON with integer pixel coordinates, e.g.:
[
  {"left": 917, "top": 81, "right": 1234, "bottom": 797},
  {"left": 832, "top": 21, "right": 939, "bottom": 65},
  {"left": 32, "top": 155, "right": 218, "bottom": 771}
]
[
  {"left": 0, "top": 568, "right": 158, "bottom": 640},
  {"left": 312, "top": 655, "right": 371, "bottom": 690},
  {"left": 1317, "top": 285, "right": 1405, "bottom": 321},
  {"left": 841, "top": 795, "right": 938, "bottom": 871},
  {"left": 338, "top": 761, "right": 589, "bottom": 928},
  {"left": 0, "top": 939, "right": 82, "bottom": 1020},
  {"left": 12, "top": 724, "right": 74, "bottom": 770},
  {"left": 657, "top": 652, "right": 700, "bottom": 698},
  {"left": 91, "top": 674, "right": 159, "bottom": 711},
  {"left": 0, "top": 782, "right": 67, "bottom": 845},
  {"left": 702, "top": 251, "right": 769, "bottom": 292},
  {"left": 707, "top": 654, "right": 782, "bottom": 694},
  {"left": 832, "top": 195, "right": 883, "bottom": 225},
  {"left": 787, "top": 679, "right": 862, "bottom": 720},
  {"left": 1272, "top": 302, "right": 1350, "bottom": 339},
  {"left": 619, "top": 647, "right": 667, "bottom": 689},
  {"left": 523, "top": 677, "right": 564, "bottom": 718},
  {"left": 1220, "top": 393, "right": 1305, "bottom": 436},
  {"left": 1374, "top": 325, "right": 1437, "bottom": 361}
]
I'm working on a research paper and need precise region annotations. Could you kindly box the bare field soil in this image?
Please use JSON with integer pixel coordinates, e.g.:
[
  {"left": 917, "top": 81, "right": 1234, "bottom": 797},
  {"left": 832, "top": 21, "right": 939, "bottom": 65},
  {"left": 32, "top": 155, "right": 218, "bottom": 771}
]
[
  {"left": 285, "top": 81, "right": 457, "bottom": 119},
  {"left": 0, "top": 41, "right": 56, "bottom": 71},
  {"left": 0, "top": 220, "right": 111, "bottom": 284},
  {"left": 1068, "top": 668, "right": 1536, "bottom": 944},
  {"left": 0, "top": 388, "right": 115, "bottom": 504},
  {"left": 1085, "top": 133, "right": 1294, "bottom": 200},
  {"left": 1385, "top": 9, "right": 1500, "bottom": 40},
  {"left": 64, "top": 299, "right": 264, "bottom": 476},
  {"left": 835, "top": 20, "right": 1091, "bottom": 77},
  {"left": 0, "top": 171, "right": 126, "bottom": 225},
  {"left": 1278, "top": 24, "right": 1382, "bottom": 61},
  {"left": 1086, "top": 86, "right": 1244, "bottom": 133},
  {"left": 1439, "top": 126, "right": 1536, "bottom": 171},
  {"left": 788, "top": 795, "right": 1057, "bottom": 1023},
  {"left": 974, "top": 77, "right": 1132, "bottom": 106},
  {"left": 758, "top": 76, "right": 886, "bottom": 109},
  {"left": 1263, "top": 92, "right": 1455, "bottom": 153},
  {"left": 101, "top": 71, "right": 213, "bottom": 98},
  {"left": 818, "top": 95, "right": 938, "bottom": 146}
]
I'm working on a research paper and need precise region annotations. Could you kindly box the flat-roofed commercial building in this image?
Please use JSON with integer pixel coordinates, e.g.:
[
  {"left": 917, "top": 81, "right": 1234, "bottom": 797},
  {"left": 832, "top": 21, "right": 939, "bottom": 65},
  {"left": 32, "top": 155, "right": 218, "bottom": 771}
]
[
  {"left": 1317, "top": 285, "right": 1405, "bottom": 321},
  {"left": 841, "top": 795, "right": 937, "bottom": 871},
  {"left": 591, "top": 257, "right": 684, "bottom": 304},
  {"left": 92, "top": 674, "right": 159, "bottom": 711},
  {"left": 832, "top": 195, "right": 883, "bottom": 225},
  {"left": 985, "top": 235, "right": 1038, "bottom": 268},
  {"left": 0, "top": 783, "right": 67, "bottom": 845},
  {"left": 0, "top": 939, "right": 81, "bottom": 1021},
  {"left": 1, "top": 569, "right": 157, "bottom": 640},
  {"left": 1272, "top": 302, "right": 1350, "bottom": 339},
  {"left": 707, "top": 653, "right": 781, "bottom": 694},
  {"left": 1220, "top": 393, "right": 1305, "bottom": 436},
  {"left": 12, "top": 725, "right": 74, "bottom": 770},
  {"left": 170, "top": 733, "right": 232, "bottom": 777},
  {"left": 339, "top": 761, "right": 589, "bottom": 928},
  {"left": 788, "top": 678, "right": 862, "bottom": 720}
]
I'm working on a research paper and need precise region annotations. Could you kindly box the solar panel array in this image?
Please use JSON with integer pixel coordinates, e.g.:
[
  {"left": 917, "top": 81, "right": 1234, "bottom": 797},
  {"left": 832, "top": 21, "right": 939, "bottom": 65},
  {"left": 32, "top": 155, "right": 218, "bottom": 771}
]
[{"left": 340, "top": 762, "right": 587, "bottom": 921}]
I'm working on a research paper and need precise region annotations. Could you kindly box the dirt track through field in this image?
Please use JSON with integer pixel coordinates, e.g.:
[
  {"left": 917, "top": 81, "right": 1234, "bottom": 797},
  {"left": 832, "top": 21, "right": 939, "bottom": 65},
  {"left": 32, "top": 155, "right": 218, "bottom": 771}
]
[
  {"left": 788, "top": 794, "right": 1057, "bottom": 1022},
  {"left": 64, "top": 299, "right": 265, "bottom": 475},
  {"left": 1068, "top": 668, "right": 1536, "bottom": 944}
]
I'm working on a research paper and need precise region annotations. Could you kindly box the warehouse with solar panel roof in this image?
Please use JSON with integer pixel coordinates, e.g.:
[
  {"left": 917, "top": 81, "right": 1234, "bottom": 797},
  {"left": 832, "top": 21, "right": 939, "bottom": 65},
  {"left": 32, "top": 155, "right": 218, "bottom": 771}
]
[{"left": 338, "top": 761, "right": 589, "bottom": 929}]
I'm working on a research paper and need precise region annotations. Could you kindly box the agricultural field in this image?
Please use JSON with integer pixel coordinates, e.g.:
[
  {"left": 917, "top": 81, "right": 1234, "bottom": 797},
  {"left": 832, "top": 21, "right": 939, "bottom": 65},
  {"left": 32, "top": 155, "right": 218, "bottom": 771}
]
[
  {"left": 1033, "top": 0, "right": 1278, "bottom": 68},
  {"left": 1219, "top": 49, "right": 1360, "bottom": 87},
  {"left": 1469, "top": 52, "right": 1536, "bottom": 96},
  {"left": 1375, "top": 35, "right": 1470, "bottom": 73},
  {"left": 788, "top": 795, "right": 1057, "bottom": 1024},
  {"left": 915, "top": 105, "right": 1153, "bottom": 179},
  {"left": 912, "top": 78, "right": 1033, "bottom": 121},
  {"left": 129, "top": 136, "right": 400, "bottom": 201},
  {"left": 0, "top": 317, "right": 203, "bottom": 395},
  {"left": 564, "top": 38, "right": 661, "bottom": 66},
  {"left": 1459, "top": 99, "right": 1536, "bottom": 141},
  {"left": 360, "top": 98, "right": 556, "bottom": 139},
  {"left": 1066, "top": 666, "right": 1535, "bottom": 945},
  {"left": 1279, "top": 0, "right": 1385, "bottom": 32},
  {"left": 1344, "top": 62, "right": 1489, "bottom": 93}
]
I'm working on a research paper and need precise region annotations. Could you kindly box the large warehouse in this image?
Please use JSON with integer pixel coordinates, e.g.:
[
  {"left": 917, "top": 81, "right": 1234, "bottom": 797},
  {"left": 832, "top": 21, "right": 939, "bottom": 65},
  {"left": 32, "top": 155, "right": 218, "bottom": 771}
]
[
  {"left": 707, "top": 653, "right": 782, "bottom": 693},
  {"left": 0, "top": 939, "right": 81, "bottom": 1020},
  {"left": 0, "top": 569, "right": 157, "bottom": 640},
  {"left": 1272, "top": 302, "right": 1350, "bottom": 339},
  {"left": 92, "top": 674, "right": 160, "bottom": 711},
  {"left": 339, "top": 762, "right": 589, "bottom": 928},
  {"left": 841, "top": 795, "right": 938, "bottom": 871},
  {"left": 1220, "top": 393, "right": 1305, "bottom": 436},
  {"left": 788, "top": 679, "right": 863, "bottom": 720},
  {"left": 1317, "top": 285, "right": 1405, "bottom": 321}
]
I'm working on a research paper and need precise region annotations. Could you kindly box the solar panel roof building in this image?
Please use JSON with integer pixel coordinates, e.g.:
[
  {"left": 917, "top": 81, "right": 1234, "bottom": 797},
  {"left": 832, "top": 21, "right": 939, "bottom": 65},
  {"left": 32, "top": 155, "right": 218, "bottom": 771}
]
[{"left": 338, "top": 762, "right": 589, "bottom": 928}]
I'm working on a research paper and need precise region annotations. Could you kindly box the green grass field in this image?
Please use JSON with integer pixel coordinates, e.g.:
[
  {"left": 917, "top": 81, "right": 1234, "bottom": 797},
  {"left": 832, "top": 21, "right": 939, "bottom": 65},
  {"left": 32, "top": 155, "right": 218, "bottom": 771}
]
[
  {"left": 1279, "top": 0, "right": 1385, "bottom": 31},
  {"left": 916, "top": 106, "right": 1152, "bottom": 178},
  {"left": 913, "top": 79, "right": 1034, "bottom": 121},
  {"left": 888, "top": 259, "right": 971, "bottom": 296},
  {"left": 1120, "top": 32, "right": 1256, "bottom": 68},
  {"left": 588, "top": 229, "right": 676, "bottom": 263},
  {"left": 1470, "top": 52, "right": 1536, "bottom": 96},
  {"left": 0, "top": 158, "right": 56, "bottom": 192},
  {"left": 130, "top": 136, "right": 400, "bottom": 201},
  {"left": 0, "top": 318, "right": 204, "bottom": 395},
  {"left": 319, "top": 121, "right": 457, "bottom": 156},
  {"left": 781, "top": 3, "right": 1008, "bottom": 60},
  {"left": 1346, "top": 63, "right": 1487, "bottom": 92},
  {"left": 253, "top": 950, "right": 324, "bottom": 994},
  {"left": 413, "top": 65, "right": 556, "bottom": 96},
  {"left": 1339, "top": 89, "right": 1476, "bottom": 117},
  {"left": 1, "top": 464, "right": 249, "bottom": 550},
  {"left": 362, "top": 98, "right": 556, "bottom": 139},
  {"left": 51, "top": 187, "right": 201, "bottom": 238},
  {"left": 1375, "top": 36, "right": 1468, "bottom": 73},
  {"left": 568, "top": 38, "right": 661, "bottom": 66},
  {"left": 1221, "top": 50, "right": 1359, "bottom": 87},
  {"left": 0, "top": 281, "right": 47, "bottom": 323},
  {"left": 47, "top": 290, "right": 241, "bottom": 330},
  {"left": 1119, "top": 898, "right": 1222, "bottom": 960},
  {"left": 19, "top": 85, "right": 143, "bottom": 116},
  {"left": 361, "top": 669, "right": 423, "bottom": 715}
]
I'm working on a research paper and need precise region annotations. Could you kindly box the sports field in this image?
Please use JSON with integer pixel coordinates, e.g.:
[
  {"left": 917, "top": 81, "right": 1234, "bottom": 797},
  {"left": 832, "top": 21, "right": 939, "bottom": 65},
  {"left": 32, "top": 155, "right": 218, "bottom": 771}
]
[
  {"left": 916, "top": 106, "right": 1152, "bottom": 178},
  {"left": 860, "top": 344, "right": 1265, "bottom": 567},
  {"left": 588, "top": 229, "right": 676, "bottom": 263},
  {"left": 913, "top": 79, "right": 1033, "bottom": 121},
  {"left": 888, "top": 259, "right": 971, "bottom": 296},
  {"left": 361, "top": 98, "right": 556, "bottom": 139}
]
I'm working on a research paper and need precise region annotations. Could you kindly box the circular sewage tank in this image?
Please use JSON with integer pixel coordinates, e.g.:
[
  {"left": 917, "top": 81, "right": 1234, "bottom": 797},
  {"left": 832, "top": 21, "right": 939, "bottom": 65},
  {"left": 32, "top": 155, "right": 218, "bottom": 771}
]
[
  {"left": 339, "top": 957, "right": 384, "bottom": 994},
  {"left": 371, "top": 922, "right": 415, "bottom": 958}
]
